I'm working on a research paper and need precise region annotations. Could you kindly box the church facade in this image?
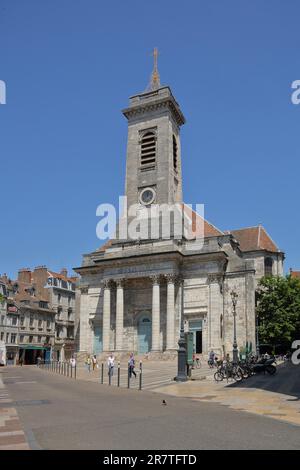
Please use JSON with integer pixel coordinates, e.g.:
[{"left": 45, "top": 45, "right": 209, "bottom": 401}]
[{"left": 75, "top": 69, "right": 284, "bottom": 360}]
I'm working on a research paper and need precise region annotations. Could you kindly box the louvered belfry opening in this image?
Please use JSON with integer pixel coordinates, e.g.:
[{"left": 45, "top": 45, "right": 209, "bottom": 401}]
[
  {"left": 141, "top": 131, "right": 156, "bottom": 166},
  {"left": 173, "top": 134, "right": 178, "bottom": 171}
]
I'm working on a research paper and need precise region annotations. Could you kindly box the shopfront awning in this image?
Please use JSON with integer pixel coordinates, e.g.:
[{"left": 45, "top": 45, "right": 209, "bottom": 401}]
[{"left": 19, "top": 345, "right": 50, "bottom": 350}]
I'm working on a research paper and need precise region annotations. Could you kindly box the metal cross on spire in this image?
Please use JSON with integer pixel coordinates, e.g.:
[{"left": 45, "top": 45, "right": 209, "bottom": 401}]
[{"left": 148, "top": 47, "right": 161, "bottom": 91}]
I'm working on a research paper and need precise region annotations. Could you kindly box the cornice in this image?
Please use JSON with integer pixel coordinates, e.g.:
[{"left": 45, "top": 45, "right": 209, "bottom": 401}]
[{"left": 122, "top": 96, "right": 185, "bottom": 127}]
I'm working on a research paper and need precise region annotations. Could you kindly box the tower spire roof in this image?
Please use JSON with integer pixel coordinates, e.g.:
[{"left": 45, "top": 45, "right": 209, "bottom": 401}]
[{"left": 148, "top": 47, "right": 161, "bottom": 91}]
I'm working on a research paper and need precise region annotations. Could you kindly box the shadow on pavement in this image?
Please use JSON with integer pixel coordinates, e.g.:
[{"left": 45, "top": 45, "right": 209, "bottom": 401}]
[{"left": 226, "top": 362, "right": 300, "bottom": 399}]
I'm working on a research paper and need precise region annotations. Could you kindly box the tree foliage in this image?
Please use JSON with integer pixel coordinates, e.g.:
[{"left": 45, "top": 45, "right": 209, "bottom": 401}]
[{"left": 256, "top": 275, "right": 300, "bottom": 349}]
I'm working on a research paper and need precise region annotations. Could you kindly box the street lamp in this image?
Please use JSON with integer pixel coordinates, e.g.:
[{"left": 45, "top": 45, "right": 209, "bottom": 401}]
[
  {"left": 175, "top": 277, "right": 187, "bottom": 382},
  {"left": 230, "top": 290, "right": 239, "bottom": 364},
  {"left": 256, "top": 311, "right": 260, "bottom": 357}
]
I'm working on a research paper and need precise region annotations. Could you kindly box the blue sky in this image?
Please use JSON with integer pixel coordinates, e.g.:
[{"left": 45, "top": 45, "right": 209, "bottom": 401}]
[{"left": 0, "top": 0, "right": 300, "bottom": 278}]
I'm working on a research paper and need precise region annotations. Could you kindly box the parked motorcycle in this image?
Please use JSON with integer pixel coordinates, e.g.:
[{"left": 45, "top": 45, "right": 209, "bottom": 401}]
[{"left": 249, "top": 356, "right": 277, "bottom": 375}]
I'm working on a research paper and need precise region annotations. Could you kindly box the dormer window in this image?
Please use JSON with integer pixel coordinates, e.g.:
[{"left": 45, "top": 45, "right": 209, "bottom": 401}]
[{"left": 140, "top": 131, "right": 156, "bottom": 166}]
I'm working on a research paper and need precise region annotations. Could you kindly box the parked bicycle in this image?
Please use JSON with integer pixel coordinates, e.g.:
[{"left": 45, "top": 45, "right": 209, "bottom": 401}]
[{"left": 214, "top": 361, "right": 243, "bottom": 382}]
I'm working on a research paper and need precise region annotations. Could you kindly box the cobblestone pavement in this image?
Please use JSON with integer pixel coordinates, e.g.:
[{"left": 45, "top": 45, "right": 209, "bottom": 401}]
[
  {"left": 0, "top": 370, "right": 30, "bottom": 450},
  {"left": 63, "top": 359, "right": 215, "bottom": 390},
  {"left": 151, "top": 362, "right": 300, "bottom": 427}
]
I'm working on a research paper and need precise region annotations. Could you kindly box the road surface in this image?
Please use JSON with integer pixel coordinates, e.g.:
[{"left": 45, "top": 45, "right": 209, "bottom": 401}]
[{"left": 1, "top": 366, "right": 299, "bottom": 450}]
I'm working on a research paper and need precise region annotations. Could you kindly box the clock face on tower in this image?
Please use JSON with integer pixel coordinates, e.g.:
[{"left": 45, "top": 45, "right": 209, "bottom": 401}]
[{"left": 139, "top": 187, "right": 156, "bottom": 205}]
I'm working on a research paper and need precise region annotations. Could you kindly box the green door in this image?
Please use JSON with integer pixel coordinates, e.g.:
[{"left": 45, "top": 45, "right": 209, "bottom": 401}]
[
  {"left": 93, "top": 326, "right": 102, "bottom": 354},
  {"left": 138, "top": 316, "right": 152, "bottom": 354}
]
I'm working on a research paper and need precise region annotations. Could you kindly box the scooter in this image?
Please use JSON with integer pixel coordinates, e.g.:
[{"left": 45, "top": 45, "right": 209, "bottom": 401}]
[{"left": 250, "top": 356, "right": 277, "bottom": 375}]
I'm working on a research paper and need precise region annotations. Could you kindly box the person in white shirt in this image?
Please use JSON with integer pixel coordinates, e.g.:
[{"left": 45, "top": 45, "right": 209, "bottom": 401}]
[
  {"left": 92, "top": 354, "right": 98, "bottom": 371},
  {"left": 107, "top": 353, "right": 115, "bottom": 377},
  {"left": 70, "top": 357, "right": 76, "bottom": 368}
]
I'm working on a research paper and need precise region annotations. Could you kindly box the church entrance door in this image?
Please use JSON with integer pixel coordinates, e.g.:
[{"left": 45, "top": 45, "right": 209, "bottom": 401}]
[
  {"left": 138, "top": 315, "right": 152, "bottom": 354},
  {"left": 189, "top": 320, "right": 203, "bottom": 354},
  {"left": 93, "top": 326, "right": 102, "bottom": 354}
]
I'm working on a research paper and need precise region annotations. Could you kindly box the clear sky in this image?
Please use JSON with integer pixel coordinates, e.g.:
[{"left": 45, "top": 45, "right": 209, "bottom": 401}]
[{"left": 1, "top": 0, "right": 300, "bottom": 279}]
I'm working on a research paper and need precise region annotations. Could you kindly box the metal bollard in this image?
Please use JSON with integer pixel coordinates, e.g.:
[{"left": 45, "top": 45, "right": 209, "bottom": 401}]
[
  {"left": 139, "top": 361, "right": 142, "bottom": 391},
  {"left": 117, "top": 362, "right": 120, "bottom": 387},
  {"left": 74, "top": 364, "right": 77, "bottom": 380},
  {"left": 71, "top": 364, "right": 73, "bottom": 378},
  {"left": 58, "top": 362, "right": 61, "bottom": 374},
  {"left": 101, "top": 363, "right": 104, "bottom": 384},
  {"left": 67, "top": 363, "right": 69, "bottom": 377}
]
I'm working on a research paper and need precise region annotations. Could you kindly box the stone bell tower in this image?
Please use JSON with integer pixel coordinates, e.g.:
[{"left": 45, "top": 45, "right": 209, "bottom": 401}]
[{"left": 122, "top": 49, "right": 186, "bottom": 214}]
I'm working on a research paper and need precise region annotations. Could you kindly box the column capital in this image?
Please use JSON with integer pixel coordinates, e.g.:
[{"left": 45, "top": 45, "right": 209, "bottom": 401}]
[
  {"left": 79, "top": 286, "right": 89, "bottom": 294},
  {"left": 150, "top": 274, "right": 160, "bottom": 285},
  {"left": 165, "top": 273, "right": 177, "bottom": 284},
  {"left": 115, "top": 278, "right": 125, "bottom": 288},
  {"left": 103, "top": 279, "right": 112, "bottom": 289},
  {"left": 208, "top": 273, "right": 223, "bottom": 284},
  {"left": 176, "top": 275, "right": 185, "bottom": 287}
]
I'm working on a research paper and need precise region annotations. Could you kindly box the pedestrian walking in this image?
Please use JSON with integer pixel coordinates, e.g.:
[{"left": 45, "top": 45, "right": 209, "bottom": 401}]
[
  {"left": 208, "top": 349, "right": 216, "bottom": 368},
  {"left": 92, "top": 354, "right": 98, "bottom": 371},
  {"left": 107, "top": 353, "right": 115, "bottom": 378},
  {"left": 70, "top": 357, "right": 76, "bottom": 368},
  {"left": 128, "top": 353, "right": 136, "bottom": 378},
  {"left": 85, "top": 355, "right": 91, "bottom": 373}
]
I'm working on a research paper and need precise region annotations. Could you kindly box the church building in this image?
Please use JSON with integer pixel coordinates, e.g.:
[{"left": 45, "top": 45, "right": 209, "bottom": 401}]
[{"left": 74, "top": 52, "right": 284, "bottom": 359}]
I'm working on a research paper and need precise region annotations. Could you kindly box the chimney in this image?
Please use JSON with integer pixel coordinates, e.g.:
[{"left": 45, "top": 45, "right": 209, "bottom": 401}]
[
  {"left": 33, "top": 266, "right": 48, "bottom": 286},
  {"left": 18, "top": 268, "right": 32, "bottom": 284},
  {"left": 60, "top": 268, "right": 68, "bottom": 278}
]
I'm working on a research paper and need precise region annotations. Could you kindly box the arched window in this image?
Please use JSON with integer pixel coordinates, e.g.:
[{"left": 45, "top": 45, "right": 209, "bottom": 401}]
[
  {"left": 173, "top": 134, "right": 178, "bottom": 171},
  {"left": 264, "top": 257, "right": 273, "bottom": 276},
  {"left": 140, "top": 131, "right": 156, "bottom": 166}
]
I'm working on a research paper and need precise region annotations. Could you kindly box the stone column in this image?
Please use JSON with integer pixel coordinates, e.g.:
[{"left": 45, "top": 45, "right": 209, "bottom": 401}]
[
  {"left": 79, "top": 287, "right": 89, "bottom": 353},
  {"left": 151, "top": 275, "right": 161, "bottom": 352},
  {"left": 208, "top": 274, "right": 223, "bottom": 357},
  {"left": 166, "top": 274, "right": 176, "bottom": 350},
  {"left": 115, "top": 279, "right": 124, "bottom": 351},
  {"left": 102, "top": 280, "right": 111, "bottom": 352}
]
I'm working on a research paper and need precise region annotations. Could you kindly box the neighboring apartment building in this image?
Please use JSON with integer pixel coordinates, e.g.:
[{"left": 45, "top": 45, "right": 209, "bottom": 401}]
[
  {"left": 0, "top": 267, "right": 78, "bottom": 364},
  {"left": 290, "top": 269, "right": 300, "bottom": 281},
  {"left": 46, "top": 268, "right": 77, "bottom": 361},
  {"left": 0, "top": 278, "right": 19, "bottom": 365}
]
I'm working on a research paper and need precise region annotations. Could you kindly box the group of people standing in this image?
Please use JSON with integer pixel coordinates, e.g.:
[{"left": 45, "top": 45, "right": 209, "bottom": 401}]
[{"left": 85, "top": 352, "right": 137, "bottom": 378}]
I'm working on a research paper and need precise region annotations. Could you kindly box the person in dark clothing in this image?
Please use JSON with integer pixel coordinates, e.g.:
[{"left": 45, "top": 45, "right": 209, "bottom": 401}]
[{"left": 128, "top": 353, "right": 136, "bottom": 378}]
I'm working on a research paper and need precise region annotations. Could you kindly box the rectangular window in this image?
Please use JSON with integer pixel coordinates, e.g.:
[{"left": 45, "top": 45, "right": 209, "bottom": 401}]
[
  {"left": 20, "top": 316, "right": 25, "bottom": 326},
  {"left": 10, "top": 334, "right": 16, "bottom": 344},
  {"left": 0, "top": 332, "right": 4, "bottom": 341},
  {"left": 30, "top": 315, "right": 34, "bottom": 326},
  {"left": 12, "top": 315, "right": 18, "bottom": 326},
  {"left": 37, "top": 336, "right": 41, "bottom": 343},
  {"left": 29, "top": 336, "right": 33, "bottom": 343},
  {"left": 6, "top": 333, "right": 9, "bottom": 342},
  {"left": 19, "top": 335, "right": 24, "bottom": 343},
  {"left": 38, "top": 319, "right": 43, "bottom": 328}
]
